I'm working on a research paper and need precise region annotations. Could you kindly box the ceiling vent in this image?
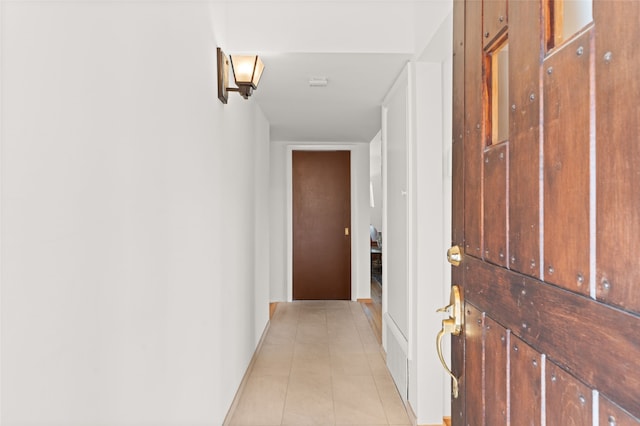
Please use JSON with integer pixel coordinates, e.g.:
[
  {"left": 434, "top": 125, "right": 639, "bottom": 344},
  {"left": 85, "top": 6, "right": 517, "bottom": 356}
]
[{"left": 308, "top": 77, "right": 328, "bottom": 87}]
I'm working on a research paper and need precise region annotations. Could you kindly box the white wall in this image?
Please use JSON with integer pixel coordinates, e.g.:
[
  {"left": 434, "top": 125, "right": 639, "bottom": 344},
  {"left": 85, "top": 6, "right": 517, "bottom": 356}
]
[
  {"left": 224, "top": 2, "right": 415, "bottom": 54},
  {"left": 414, "top": 0, "right": 455, "bottom": 57},
  {"left": 1, "top": 2, "right": 269, "bottom": 424},
  {"left": 408, "top": 11, "right": 453, "bottom": 424},
  {"left": 416, "top": 11, "right": 454, "bottom": 420},
  {"left": 380, "top": 11, "right": 453, "bottom": 424},
  {"left": 383, "top": 69, "right": 410, "bottom": 340},
  {"left": 269, "top": 141, "right": 371, "bottom": 302},
  {"left": 369, "top": 131, "right": 383, "bottom": 231},
  {"left": 408, "top": 62, "right": 448, "bottom": 424}
]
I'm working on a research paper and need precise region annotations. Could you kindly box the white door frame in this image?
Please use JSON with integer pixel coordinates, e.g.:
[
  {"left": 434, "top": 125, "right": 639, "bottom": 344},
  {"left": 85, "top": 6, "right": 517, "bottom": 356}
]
[{"left": 285, "top": 144, "right": 359, "bottom": 302}]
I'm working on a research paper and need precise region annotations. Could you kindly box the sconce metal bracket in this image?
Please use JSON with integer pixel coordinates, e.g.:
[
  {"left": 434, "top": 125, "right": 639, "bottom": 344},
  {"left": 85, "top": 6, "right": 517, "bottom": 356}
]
[{"left": 217, "top": 47, "right": 229, "bottom": 104}]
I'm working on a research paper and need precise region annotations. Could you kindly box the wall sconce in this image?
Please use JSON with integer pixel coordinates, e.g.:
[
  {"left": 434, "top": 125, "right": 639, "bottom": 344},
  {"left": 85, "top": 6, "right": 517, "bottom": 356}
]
[{"left": 217, "top": 47, "right": 265, "bottom": 104}]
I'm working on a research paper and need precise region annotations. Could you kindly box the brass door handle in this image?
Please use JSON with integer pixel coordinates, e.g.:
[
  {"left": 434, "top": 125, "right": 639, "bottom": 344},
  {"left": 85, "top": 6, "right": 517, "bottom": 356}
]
[
  {"left": 436, "top": 285, "right": 463, "bottom": 398},
  {"left": 447, "top": 245, "right": 463, "bottom": 266}
]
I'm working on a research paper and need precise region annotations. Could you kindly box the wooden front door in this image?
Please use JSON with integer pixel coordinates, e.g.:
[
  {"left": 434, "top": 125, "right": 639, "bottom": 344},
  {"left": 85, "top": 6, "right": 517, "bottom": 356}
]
[
  {"left": 292, "top": 150, "right": 351, "bottom": 300},
  {"left": 450, "top": 1, "right": 640, "bottom": 425}
]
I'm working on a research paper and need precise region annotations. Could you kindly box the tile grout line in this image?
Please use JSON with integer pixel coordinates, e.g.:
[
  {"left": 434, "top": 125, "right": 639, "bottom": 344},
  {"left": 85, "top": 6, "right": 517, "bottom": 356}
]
[
  {"left": 278, "top": 312, "right": 298, "bottom": 426},
  {"left": 229, "top": 301, "right": 410, "bottom": 426},
  {"left": 360, "top": 305, "right": 393, "bottom": 426},
  {"left": 328, "top": 306, "right": 338, "bottom": 426}
]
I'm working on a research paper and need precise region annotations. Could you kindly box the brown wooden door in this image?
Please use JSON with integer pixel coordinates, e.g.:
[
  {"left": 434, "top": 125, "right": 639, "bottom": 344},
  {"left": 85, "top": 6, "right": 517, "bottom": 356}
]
[
  {"left": 450, "top": 1, "right": 640, "bottom": 425},
  {"left": 292, "top": 150, "right": 351, "bottom": 300}
]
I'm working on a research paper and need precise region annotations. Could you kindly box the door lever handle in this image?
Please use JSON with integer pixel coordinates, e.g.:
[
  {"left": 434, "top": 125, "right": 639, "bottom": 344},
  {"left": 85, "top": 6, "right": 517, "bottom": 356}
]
[
  {"left": 436, "top": 285, "right": 463, "bottom": 398},
  {"left": 437, "top": 303, "right": 453, "bottom": 313}
]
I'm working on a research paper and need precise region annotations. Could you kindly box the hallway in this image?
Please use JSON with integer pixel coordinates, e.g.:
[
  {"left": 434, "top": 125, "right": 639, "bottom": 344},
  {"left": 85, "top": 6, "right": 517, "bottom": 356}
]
[{"left": 225, "top": 301, "right": 411, "bottom": 425}]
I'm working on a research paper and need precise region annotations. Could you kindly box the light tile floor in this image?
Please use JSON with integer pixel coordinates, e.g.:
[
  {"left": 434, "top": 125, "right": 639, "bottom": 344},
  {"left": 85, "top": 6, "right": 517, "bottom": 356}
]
[{"left": 226, "top": 300, "right": 411, "bottom": 426}]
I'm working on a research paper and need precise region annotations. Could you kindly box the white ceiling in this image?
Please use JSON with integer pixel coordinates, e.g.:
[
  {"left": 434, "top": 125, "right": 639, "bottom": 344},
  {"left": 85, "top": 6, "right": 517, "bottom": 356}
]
[
  {"left": 217, "top": 0, "right": 452, "bottom": 143},
  {"left": 251, "top": 52, "right": 411, "bottom": 142}
]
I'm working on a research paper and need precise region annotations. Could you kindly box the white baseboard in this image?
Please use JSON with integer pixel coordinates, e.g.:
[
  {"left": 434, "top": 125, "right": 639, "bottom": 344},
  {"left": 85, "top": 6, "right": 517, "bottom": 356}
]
[{"left": 222, "top": 319, "right": 271, "bottom": 425}]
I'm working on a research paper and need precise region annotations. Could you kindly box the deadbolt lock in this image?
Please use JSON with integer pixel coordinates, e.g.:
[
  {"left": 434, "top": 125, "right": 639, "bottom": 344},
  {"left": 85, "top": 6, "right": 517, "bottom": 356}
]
[{"left": 447, "top": 245, "right": 463, "bottom": 266}]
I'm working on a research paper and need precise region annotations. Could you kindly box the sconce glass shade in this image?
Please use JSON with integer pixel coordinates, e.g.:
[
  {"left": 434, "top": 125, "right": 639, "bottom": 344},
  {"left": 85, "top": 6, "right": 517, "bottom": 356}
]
[{"left": 231, "top": 55, "right": 264, "bottom": 92}]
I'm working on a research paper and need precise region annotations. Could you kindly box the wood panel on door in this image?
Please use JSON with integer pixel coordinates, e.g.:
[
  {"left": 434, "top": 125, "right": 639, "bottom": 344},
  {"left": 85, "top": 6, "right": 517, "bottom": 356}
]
[
  {"left": 450, "top": 1, "right": 640, "bottom": 425},
  {"left": 292, "top": 150, "right": 351, "bottom": 300}
]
